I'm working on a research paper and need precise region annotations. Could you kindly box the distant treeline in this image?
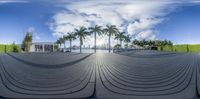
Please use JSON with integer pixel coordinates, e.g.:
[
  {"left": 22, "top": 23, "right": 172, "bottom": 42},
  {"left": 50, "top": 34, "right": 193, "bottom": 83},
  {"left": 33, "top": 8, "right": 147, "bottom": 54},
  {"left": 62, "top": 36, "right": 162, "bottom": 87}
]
[
  {"left": 132, "top": 39, "right": 173, "bottom": 47},
  {"left": 131, "top": 39, "right": 200, "bottom": 52}
]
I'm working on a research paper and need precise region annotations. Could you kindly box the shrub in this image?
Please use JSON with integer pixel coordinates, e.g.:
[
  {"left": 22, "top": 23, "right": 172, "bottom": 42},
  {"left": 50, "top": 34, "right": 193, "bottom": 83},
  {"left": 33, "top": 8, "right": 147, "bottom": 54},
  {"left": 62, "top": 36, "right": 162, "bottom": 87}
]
[
  {"left": 114, "top": 44, "right": 121, "bottom": 49},
  {"left": 12, "top": 45, "right": 20, "bottom": 53}
]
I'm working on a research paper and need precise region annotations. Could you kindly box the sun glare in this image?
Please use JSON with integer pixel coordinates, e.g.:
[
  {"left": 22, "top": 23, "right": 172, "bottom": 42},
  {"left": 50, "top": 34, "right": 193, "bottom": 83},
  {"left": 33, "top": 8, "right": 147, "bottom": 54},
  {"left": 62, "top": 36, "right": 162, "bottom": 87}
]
[
  {"left": 96, "top": 39, "right": 104, "bottom": 46},
  {"left": 97, "top": 38, "right": 106, "bottom": 46}
]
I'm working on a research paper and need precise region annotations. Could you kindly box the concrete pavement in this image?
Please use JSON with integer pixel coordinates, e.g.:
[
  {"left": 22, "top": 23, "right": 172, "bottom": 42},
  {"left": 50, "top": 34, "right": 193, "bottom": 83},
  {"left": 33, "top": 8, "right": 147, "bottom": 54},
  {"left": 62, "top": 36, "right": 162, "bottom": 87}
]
[{"left": 0, "top": 51, "right": 200, "bottom": 99}]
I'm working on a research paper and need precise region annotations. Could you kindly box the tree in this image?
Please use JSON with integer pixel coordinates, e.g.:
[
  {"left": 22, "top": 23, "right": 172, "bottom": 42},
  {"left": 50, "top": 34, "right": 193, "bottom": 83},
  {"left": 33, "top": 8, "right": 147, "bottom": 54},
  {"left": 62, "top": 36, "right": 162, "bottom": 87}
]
[
  {"left": 156, "top": 40, "right": 164, "bottom": 51},
  {"left": 65, "top": 32, "right": 76, "bottom": 52},
  {"left": 56, "top": 38, "right": 62, "bottom": 49},
  {"left": 103, "top": 25, "right": 119, "bottom": 53},
  {"left": 114, "top": 44, "right": 121, "bottom": 49},
  {"left": 142, "top": 40, "right": 148, "bottom": 46},
  {"left": 63, "top": 35, "right": 67, "bottom": 49},
  {"left": 155, "top": 40, "right": 170, "bottom": 51},
  {"left": 22, "top": 32, "right": 32, "bottom": 52},
  {"left": 75, "top": 26, "right": 89, "bottom": 53},
  {"left": 167, "top": 40, "right": 173, "bottom": 51},
  {"left": 149, "top": 40, "right": 156, "bottom": 46},
  {"left": 89, "top": 25, "right": 103, "bottom": 53},
  {"left": 54, "top": 44, "right": 59, "bottom": 51},
  {"left": 115, "top": 31, "right": 125, "bottom": 47},
  {"left": 132, "top": 39, "right": 173, "bottom": 50},
  {"left": 59, "top": 37, "right": 65, "bottom": 49},
  {"left": 132, "top": 39, "right": 145, "bottom": 47},
  {"left": 56, "top": 39, "right": 62, "bottom": 49},
  {"left": 124, "top": 44, "right": 129, "bottom": 48},
  {"left": 12, "top": 43, "right": 20, "bottom": 53},
  {"left": 132, "top": 39, "right": 139, "bottom": 46},
  {"left": 168, "top": 40, "right": 173, "bottom": 46},
  {"left": 124, "top": 34, "right": 131, "bottom": 48}
]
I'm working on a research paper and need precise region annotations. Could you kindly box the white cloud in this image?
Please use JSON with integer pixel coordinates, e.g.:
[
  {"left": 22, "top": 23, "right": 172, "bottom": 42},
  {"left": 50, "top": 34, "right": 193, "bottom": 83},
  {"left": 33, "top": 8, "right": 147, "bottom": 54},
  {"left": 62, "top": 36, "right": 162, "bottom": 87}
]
[
  {"left": 0, "top": 0, "right": 28, "bottom": 4},
  {"left": 191, "top": 0, "right": 200, "bottom": 3},
  {"left": 128, "top": 18, "right": 163, "bottom": 33},
  {"left": 49, "top": 0, "right": 179, "bottom": 46},
  {"left": 135, "top": 30, "right": 157, "bottom": 40}
]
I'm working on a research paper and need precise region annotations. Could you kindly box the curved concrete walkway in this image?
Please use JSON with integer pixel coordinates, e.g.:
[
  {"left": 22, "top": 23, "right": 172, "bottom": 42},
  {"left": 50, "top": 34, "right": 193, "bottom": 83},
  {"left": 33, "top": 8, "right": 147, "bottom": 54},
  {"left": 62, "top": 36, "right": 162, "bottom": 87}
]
[{"left": 0, "top": 51, "right": 199, "bottom": 99}]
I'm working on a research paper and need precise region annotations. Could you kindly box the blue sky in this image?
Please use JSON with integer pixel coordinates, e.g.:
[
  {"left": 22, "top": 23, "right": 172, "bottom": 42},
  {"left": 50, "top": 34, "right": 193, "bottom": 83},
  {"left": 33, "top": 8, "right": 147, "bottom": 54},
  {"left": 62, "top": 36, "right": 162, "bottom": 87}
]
[
  {"left": 0, "top": 0, "right": 200, "bottom": 45},
  {"left": 157, "top": 4, "right": 200, "bottom": 44},
  {"left": 0, "top": 1, "right": 60, "bottom": 44}
]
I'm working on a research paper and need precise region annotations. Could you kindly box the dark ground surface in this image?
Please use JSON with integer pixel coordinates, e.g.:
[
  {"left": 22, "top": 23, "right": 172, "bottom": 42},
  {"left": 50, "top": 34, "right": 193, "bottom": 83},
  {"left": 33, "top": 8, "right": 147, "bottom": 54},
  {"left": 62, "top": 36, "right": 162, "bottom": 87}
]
[{"left": 0, "top": 51, "right": 200, "bottom": 99}]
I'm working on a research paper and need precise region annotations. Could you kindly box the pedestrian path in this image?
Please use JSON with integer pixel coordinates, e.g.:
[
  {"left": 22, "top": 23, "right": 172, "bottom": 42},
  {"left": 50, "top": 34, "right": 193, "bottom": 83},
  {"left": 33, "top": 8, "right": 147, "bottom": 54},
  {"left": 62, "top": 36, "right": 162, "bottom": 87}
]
[{"left": 0, "top": 51, "right": 199, "bottom": 99}]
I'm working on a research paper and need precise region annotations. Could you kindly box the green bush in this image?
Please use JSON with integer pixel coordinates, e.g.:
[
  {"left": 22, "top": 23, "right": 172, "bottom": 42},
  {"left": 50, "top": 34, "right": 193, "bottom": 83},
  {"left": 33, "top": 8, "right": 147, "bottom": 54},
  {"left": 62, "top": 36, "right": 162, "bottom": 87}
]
[
  {"left": 114, "top": 44, "right": 121, "bottom": 49},
  {"left": 12, "top": 45, "right": 21, "bottom": 53},
  {"left": 158, "top": 45, "right": 173, "bottom": 52}
]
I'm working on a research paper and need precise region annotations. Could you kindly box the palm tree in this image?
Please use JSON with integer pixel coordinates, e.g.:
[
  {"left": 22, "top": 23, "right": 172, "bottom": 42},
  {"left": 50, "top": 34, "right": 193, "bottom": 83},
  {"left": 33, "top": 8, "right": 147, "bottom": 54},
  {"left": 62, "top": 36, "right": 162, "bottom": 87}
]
[
  {"left": 74, "top": 26, "right": 89, "bottom": 53},
  {"left": 157, "top": 40, "right": 165, "bottom": 51},
  {"left": 65, "top": 32, "right": 76, "bottom": 52},
  {"left": 59, "top": 37, "right": 65, "bottom": 49},
  {"left": 89, "top": 25, "right": 103, "bottom": 53},
  {"left": 56, "top": 39, "right": 62, "bottom": 49},
  {"left": 124, "top": 34, "right": 131, "bottom": 48},
  {"left": 132, "top": 39, "right": 140, "bottom": 46},
  {"left": 103, "top": 25, "right": 119, "bottom": 53},
  {"left": 115, "top": 31, "right": 126, "bottom": 47},
  {"left": 168, "top": 40, "right": 173, "bottom": 51}
]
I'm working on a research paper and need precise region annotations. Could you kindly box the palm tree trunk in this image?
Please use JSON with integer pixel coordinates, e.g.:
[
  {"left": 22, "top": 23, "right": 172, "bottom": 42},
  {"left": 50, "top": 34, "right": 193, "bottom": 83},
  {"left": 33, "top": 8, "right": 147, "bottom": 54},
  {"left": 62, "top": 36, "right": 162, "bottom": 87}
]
[
  {"left": 80, "top": 37, "right": 82, "bottom": 53},
  {"left": 70, "top": 40, "right": 72, "bottom": 52},
  {"left": 27, "top": 42, "right": 31, "bottom": 52},
  {"left": 126, "top": 43, "right": 129, "bottom": 49},
  {"left": 109, "top": 33, "right": 111, "bottom": 53},
  {"left": 94, "top": 32, "right": 96, "bottom": 53},
  {"left": 59, "top": 44, "right": 61, "bottom": 51},
  {"left": 120, "top": 40, "right": 122, "bottom": 48},
  {"left": 120, "top": 37, "right": 122, "bottom": 48},
  {"left": 64, "top": 41, "right": 66, "bottom": 49}
]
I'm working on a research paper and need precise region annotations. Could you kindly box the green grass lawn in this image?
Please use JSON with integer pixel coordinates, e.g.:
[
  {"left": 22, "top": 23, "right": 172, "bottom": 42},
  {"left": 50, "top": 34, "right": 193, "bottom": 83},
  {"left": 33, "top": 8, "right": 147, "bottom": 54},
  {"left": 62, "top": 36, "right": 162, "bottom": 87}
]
[
  {"left": 0, "top": 44, "right": 20, "bottom": 53},
  {"left": 0, "top": 45, "right": 5, "bottom": 53},
  {"left": 159, "top": 44, "right": 200, "bottom": 53}
]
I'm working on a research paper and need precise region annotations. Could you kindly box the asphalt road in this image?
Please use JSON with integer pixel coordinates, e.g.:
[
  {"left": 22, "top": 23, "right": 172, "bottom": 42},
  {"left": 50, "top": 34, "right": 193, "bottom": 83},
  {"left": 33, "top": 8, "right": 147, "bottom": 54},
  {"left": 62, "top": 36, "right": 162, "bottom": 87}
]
[{"left": 0, "top": 51, "right": 200, "bottom": 99}]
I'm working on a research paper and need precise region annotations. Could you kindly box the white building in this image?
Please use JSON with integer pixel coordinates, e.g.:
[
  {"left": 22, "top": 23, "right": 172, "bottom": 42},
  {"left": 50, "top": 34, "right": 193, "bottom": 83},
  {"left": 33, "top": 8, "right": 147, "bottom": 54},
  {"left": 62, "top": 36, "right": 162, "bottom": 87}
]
[{"left": 30, "top": 42, "right": 55, "bottom": 52}]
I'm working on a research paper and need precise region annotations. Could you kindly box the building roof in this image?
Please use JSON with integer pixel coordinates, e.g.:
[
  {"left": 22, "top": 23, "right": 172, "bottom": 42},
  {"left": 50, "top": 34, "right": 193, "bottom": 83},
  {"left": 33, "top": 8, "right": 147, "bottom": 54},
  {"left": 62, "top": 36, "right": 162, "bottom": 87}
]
[{"left": 32, "top": 42, "right": 55, "bottom": 45}]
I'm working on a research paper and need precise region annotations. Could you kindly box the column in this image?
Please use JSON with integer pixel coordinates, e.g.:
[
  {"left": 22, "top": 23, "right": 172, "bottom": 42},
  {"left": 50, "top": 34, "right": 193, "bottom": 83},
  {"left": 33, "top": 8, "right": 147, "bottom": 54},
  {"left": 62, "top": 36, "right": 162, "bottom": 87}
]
[{"left": 42, "top": 44, "right": 45, "bottom": 52}]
